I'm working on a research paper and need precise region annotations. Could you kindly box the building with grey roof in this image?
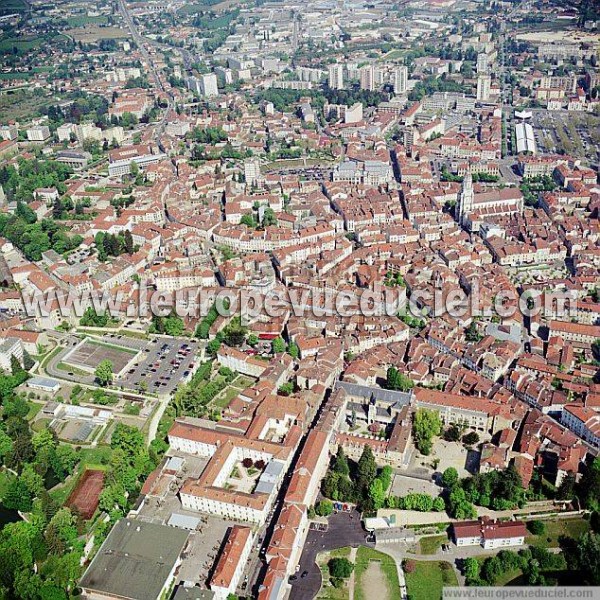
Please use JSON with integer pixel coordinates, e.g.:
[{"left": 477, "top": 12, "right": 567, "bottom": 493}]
[
  {"left": 172, "top": 587, "right": 215, "bottom": 600},
  {"left": 79, "top": 518, "right": 189, "bottom": 600}
]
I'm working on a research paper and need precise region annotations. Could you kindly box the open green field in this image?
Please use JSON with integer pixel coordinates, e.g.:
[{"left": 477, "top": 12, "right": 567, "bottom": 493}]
[
  {"left": 0, "top": 35, "right": 49, "bottom": 53},
  {"left": 65, "top": 26, "right": 129, "bottom": 43},
  {"left": 0, "top": 72, "right": 34, "bottom": 81},
  {"left": 0, "top": 0, "right": 27, "bottom": 12},
  {"left": 0, "top": 88, "right": 51, "bottom": 122},
  {"left": 212, "top": 385, "right": 240, "bottom": 409},
  {"left": 419, "top": 534, "right": 448, "bottom": 555},
  {"left": 64, "top": 15, "right": 109, "bottom": 28},
  {"left": 26, "top": 401, "right": 44, "bottom": 421},
  {"left": 405, "top": 561, "right": 458, "bottom": 600},
  {"left": 354, "top": 547, "right": 400, "bottom": 600},
  {"left": 316, "top": 547, "right": 352, "bottom": 600},
  {"left": 525, "top": 517, "right": 590, "bottom": 548}
]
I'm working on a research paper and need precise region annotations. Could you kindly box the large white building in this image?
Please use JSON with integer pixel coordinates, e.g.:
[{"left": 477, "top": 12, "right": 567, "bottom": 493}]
[
  {"left": 562, "top": 404, "right": 600, "bottom": 448},
  {"left": 169, "top": 420, "right": 293, "bottom": 525},
  {"left": 393, "top": 66, "right": 408, "bottom": 95},
  {"left": 359, "top": 65, "right": 375, "bottom": 91},
  {"left": 26, "top": 125, "right": 50, "bottom": 142},
  {"left": 201, "top": 73, "right": 219, "bottom": 97},
  {"left": 328, "top": 64, "right": 344, "bottom": 90},
  {"left": 477, "top": 74, "right": 491, "bottom": 102}
]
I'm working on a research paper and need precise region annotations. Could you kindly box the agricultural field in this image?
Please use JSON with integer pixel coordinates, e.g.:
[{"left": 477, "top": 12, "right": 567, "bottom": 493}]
[
  {"left": 65, "top": 25, "right": 129, "bottom": 43},
  {"left": 0, "top": 0, "right": 28, "bottom": 13},
  {"left": 0, "top": 35, "right": 48, "bottom": 54}
]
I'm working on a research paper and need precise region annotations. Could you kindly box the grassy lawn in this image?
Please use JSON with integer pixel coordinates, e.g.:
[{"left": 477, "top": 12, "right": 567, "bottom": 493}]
[
  {"left": 64, "top": 15, "right": 109, "bottom": 27},
  {"left": 405, "top": 561, "right": 458, "bottom": 600},
  {"left": 49, "top": 471, "right": 80, "bottom": 505},
  {"left": 0, "top": 89, "right": 52, "bottom": 122},
  {"left": 32, "top": 418, "right": 52, "bottom": 432},
  {"left": 77, "top": 446, "right": 113, "bottom": 470},
  {"left": 212, "top": 385, "right": 240, "bottom": 409},
  {"left": 525, "top": 517, "right": 590, "bottom": 548},
  {"left": 231, "top": 374, "right": 255, "bottom": 389},
  {"left": 316, "top": 547, "right": 351, "bottom": 600},
  {"left": 0, "top": 0, "right": 27, "bottom": 11},
  {"left": 0, "top": 35, "right": 47, "bottom": 53},
  {"left": 354, "top": 546, "right": 400, "bottom": 600},
  {"left": 26, "top": 401, "right": 44, "bottom": 420},
  {"left": 419, "top": 534, "right": 448, "bottom": 555},
  {"left": 57, "top": 362, "right": 90, "bottom": 376}
]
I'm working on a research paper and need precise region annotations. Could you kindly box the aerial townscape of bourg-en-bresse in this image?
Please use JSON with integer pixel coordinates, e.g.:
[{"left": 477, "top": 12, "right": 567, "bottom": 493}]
[{"left": 0, "top": 0, "right": 598, "bottom": 599}]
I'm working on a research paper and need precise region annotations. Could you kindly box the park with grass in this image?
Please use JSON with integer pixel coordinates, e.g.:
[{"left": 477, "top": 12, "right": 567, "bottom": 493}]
[
  {"left": 404, "top": 560, "right": 458, "bottom": 600},
  {"left": 316, "top": 545, "right": 400, "bottom": 600}
]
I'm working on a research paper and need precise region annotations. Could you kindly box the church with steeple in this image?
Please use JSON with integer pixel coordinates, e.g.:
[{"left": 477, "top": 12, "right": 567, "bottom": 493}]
[{"left": 456, "top": 168, "right": 524, "bottom": 232}]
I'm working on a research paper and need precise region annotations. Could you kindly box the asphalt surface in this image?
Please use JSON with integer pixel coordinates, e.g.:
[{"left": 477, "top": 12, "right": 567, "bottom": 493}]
[
  {"left": 115, "top": 338, "right": 198, "bottom": 395},
  {"left": 289, "top": 510, "right": 373, "bottom": 600}
]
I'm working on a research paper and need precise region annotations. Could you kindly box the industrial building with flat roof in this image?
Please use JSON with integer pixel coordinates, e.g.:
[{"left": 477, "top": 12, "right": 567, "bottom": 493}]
[{"left": 79, "top": 518, "right": 189, "bottom": 600}]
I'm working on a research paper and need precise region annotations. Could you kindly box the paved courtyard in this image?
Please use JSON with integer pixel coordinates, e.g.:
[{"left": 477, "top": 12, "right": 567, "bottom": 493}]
[
  {"left": 390, "top": 472, "right": 441, "bottom": 497},
  {"left": 289, "top": 509, "right": 372, "bottom": 600},
  {"left": 410, "top": 439, "right": 480, "bottom": 478}
]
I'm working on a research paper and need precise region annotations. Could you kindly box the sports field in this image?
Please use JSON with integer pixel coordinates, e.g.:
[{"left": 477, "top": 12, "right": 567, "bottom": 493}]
[
  {"left": 66, "top": 469, "right": 105, "bottom": 520},
  {"left": 64, "top": 339, "right": 138, "bottom": 375}
]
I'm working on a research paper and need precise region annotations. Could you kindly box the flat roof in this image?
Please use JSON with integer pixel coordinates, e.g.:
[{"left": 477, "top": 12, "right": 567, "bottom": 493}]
[
  {"left": 173, "top": 587, "right": 215, "bottom": 600},
  {"left": 27, "top": 376, "right": 61, "bottom": 389},
  {"left": 79, "top": 519, "right": 189, "bottom": 600},
  {"left": 168, "top": 513, "right": 200, "bottom": 530}
]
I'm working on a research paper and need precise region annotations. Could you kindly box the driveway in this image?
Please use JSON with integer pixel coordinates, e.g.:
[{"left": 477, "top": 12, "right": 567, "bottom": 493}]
[{"left": 289, "top": 510, "right": 373, "bottom": 600}]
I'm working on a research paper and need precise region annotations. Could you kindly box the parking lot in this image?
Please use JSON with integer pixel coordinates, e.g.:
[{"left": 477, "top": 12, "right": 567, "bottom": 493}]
[
  {"left": 531, "top": 109, "right": 600, "bottom": 164},
  {"left": 115, "top": 338, "right": 199, "bottom": 395}
]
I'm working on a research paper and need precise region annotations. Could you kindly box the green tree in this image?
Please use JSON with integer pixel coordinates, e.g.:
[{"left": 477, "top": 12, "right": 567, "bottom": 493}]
[
  {"left": 462, "top": 431, "right": 480, "bottom": 445},
  {"left": 110, "top": 423, "right": 144, "bottom": 458},
  {"left": 413, "top": 409, "right": 442, "bottom": 455},
  {"left": 271, "top": 337, "right": 286, "bottom": 354},
  {"left": 463, "top": 557, "right": 480, "bottom": 583},
  {"left": 385, "top": 366, "right": 414, "bottom": 391},
  {"left": 164, "top": 314, "right": 184, "bottom": 336},
  {"left": 0, "top": 429, "right": 13, "bottom": 462},
  {"left": 2, "top": 477, "right": 34, "bottom": 512},
  {"left": 577, "top": 532, "right": 600, "bottom": 584},
  {"left": 328, "top": 557, "right": 354, "bottom": 579},
  {"left": 94, "top": 360, "right": 113, "bottom": 386},
  {"left": 288, "top": 342, "right": 299, "bottom": 359},
  {"left": 444, "top": 424, "right": 461, "bottom": 442},
  {"left": 368, "top": 478, "right": 386, "bottom": 510},
  {"left": 578, "top": 458, "right": 600, "bottom": 511},
  {"left": 556, "top": 472, "right": 576, "bottom": 500},
  {"left": 442, "top": 467, "right": 459, "bottom": 488},
  {"left": 356, "top": 445, "right": 377, "bottom": 498},
  {"left": 333, "top": 446, "right": 350, "bottom": 477},
  {"left": 315, "top": 500, "right": 333, "bottom": 517},
  {"left": 527, "top": 520, "right": 546, "bottom": 535}
]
